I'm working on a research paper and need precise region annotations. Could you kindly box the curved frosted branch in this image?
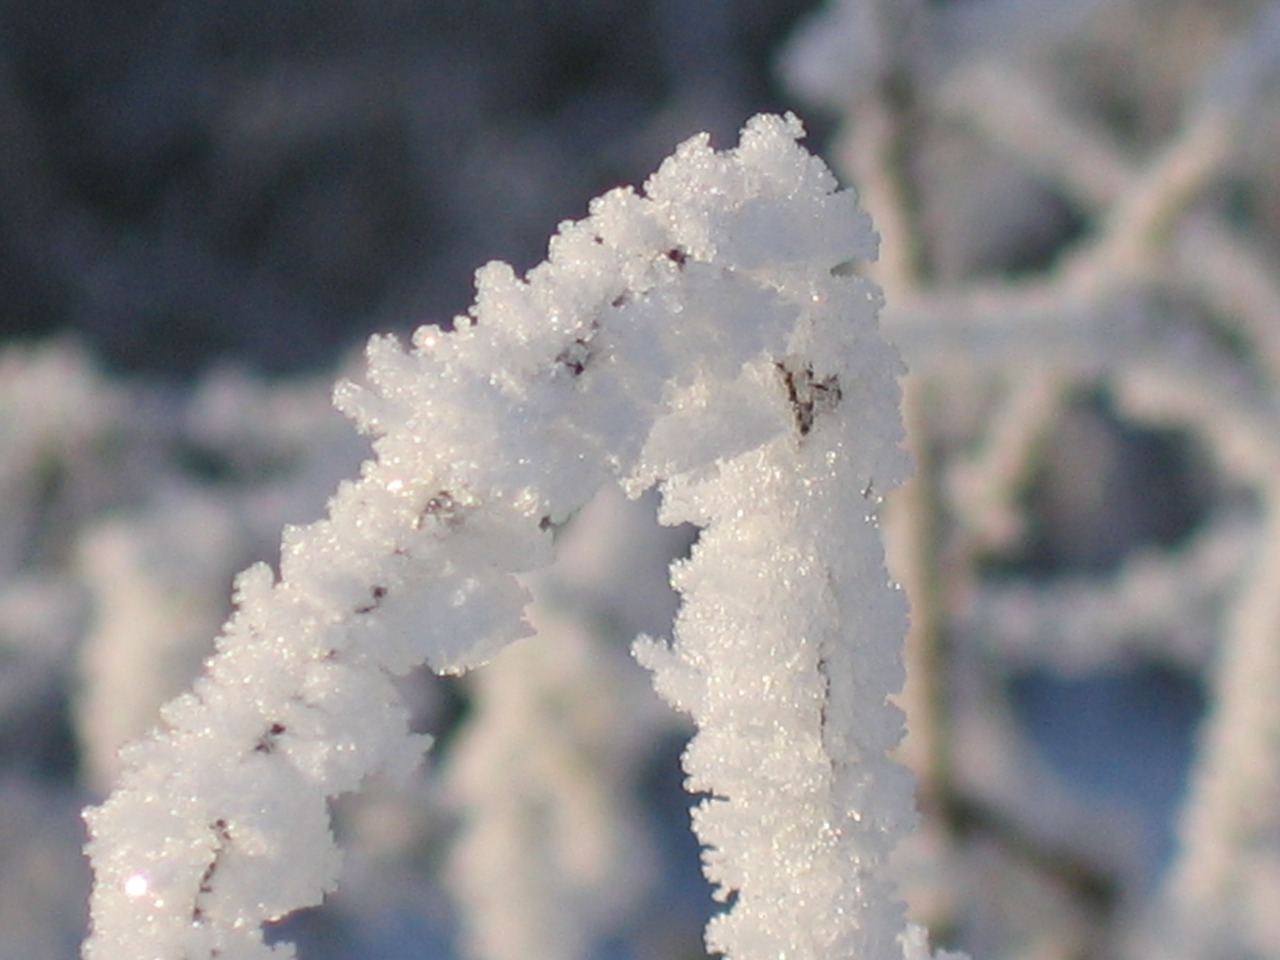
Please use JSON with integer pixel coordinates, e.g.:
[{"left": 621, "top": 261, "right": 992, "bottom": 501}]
[{"left": 82, "top": 113, "right": 920, "bottom": 960}]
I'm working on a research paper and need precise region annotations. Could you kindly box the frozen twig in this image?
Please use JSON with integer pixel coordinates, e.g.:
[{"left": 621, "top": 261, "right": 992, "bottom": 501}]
[
  {"left": 83, "top": 114, "right": 934, "bottom": 960},
  {"left": 1156, "top": 494, "right": 1280, "bottom": 960}
]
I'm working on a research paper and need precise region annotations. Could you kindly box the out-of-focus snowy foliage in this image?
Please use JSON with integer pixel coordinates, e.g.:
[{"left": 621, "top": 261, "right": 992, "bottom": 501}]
[
  {"left": 2, "top": 1, "right": 1280, "bottom": 960},
  {"left": 778, "top": 2, "right": 1280, "bottom": 959}
]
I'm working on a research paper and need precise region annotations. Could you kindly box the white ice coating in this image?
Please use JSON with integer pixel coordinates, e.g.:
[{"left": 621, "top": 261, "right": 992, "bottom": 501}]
[{"left": 82, "top": 112, "right": 920, "bottom": 960}]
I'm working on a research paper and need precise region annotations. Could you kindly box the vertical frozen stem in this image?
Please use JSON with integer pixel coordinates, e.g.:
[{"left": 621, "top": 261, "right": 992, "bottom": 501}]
[{"left": 1159, "top": 490, "right": 1280, "bottom": 960}]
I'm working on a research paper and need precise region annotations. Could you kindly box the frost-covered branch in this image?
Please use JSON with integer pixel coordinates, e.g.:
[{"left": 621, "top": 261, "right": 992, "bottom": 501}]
[
  {"left": 83, "top": 113, "right": 930, "bottom": 960},
  {"left": 962, "top": 513, "right": 1249, "bottom": 673},
  {"left": 1155, "top": 494, "right": 1280, "bottom": 960}
]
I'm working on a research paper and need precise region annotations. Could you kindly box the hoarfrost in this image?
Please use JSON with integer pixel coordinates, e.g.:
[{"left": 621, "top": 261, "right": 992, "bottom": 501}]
[{"left": 82, "top": 113, "right": 925, "bottom": 960}]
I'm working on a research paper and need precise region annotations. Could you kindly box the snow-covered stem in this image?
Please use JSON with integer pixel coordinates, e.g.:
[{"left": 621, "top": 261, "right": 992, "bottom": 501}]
[
  {"left": 1175, "top": 215, "right": 1280, "bottom": 386},
  {"left": 82, "top": 113, "right": 927, "bottom": 960},
  {"left": 935, "top": 64, "right": 1129, "bottom": 209},
  {"left": 812, "top": 0, "right": 956, "bottom": 829},
  {"left": 1157, "top": 494, "right": 1280, "bottom": 960},
  {"left": 961, "top": 513, "right": 1249, "bottom": 674},
  {"left": 946, "top": 365, "right": 1068, "bottom": 552}
]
